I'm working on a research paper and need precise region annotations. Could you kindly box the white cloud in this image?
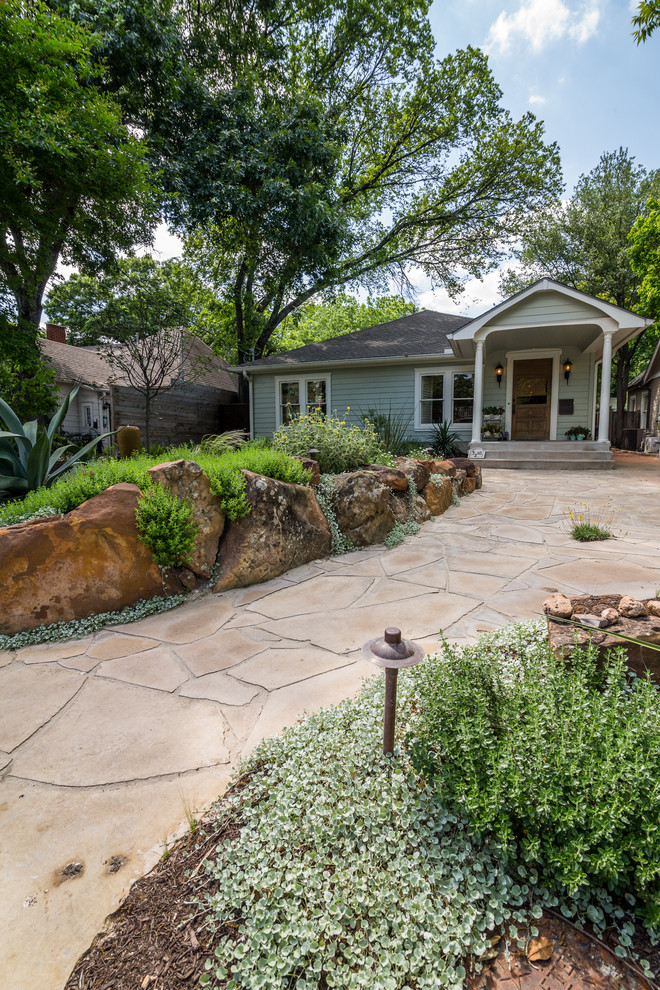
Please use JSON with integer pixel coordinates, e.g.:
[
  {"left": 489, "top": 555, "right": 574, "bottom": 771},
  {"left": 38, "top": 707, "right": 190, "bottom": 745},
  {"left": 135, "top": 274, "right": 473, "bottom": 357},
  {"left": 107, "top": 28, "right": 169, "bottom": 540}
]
[
  {"left": 485, "top": 0, "right": 601, "bottom": 54},
  {"left": 418, "top": 268, "right": 512, "bottom": 319},
  {"left": 528, "top": 92, "right": 548, "bottom": 105}
]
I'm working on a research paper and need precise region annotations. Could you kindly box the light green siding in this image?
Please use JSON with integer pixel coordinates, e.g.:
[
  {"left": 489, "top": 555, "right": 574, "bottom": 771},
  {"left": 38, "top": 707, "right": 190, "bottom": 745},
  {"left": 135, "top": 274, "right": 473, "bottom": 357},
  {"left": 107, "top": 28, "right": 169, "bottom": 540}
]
[
  {"left": 487, "top": 291, "right": 602, "bottom": 327},
  {"left": 252, "top": 361, "right": 474, "bottom": 442}
]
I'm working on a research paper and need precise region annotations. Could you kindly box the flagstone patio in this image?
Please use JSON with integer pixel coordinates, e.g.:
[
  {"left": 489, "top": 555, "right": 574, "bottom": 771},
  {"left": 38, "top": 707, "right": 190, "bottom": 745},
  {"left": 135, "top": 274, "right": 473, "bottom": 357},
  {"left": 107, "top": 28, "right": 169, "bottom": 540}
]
[{"left": 1, "top": 455, "right": 659, "bottom": 989}]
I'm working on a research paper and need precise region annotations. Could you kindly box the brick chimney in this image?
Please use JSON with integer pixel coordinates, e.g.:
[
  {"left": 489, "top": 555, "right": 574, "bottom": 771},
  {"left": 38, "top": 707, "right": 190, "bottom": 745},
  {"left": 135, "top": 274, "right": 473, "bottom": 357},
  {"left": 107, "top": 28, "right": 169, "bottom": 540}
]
[{"left": 45, "top": 323, "right": 67, "bottom": 344}]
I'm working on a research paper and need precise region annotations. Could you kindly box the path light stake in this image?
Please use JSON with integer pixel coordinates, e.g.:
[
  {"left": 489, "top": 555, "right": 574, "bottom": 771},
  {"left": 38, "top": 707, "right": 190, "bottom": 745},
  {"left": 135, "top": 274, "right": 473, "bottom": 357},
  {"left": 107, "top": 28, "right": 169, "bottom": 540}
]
[
  {"left": 307, "top": 447, "right": 320, "bottom": 461},
  {"left": 361, "top": 627, "right": 425, "bottom": 756}
]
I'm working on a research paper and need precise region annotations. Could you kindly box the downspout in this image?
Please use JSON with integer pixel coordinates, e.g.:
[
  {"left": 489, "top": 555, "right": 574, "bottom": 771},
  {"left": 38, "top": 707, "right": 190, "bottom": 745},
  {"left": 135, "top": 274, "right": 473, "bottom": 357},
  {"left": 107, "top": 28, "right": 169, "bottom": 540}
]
[{"left": 243, "top": 370, "right": 254, "bottom": 440}]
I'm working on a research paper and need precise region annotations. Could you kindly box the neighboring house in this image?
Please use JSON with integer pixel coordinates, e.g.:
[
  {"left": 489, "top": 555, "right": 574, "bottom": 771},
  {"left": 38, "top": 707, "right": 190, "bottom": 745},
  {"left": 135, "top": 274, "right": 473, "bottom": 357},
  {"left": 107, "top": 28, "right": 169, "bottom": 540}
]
[
  {"left": 40, "top": 324, "right": 243, "bottom": 446},
  {"left": 234, "top": 279, "right": 652, "bottom": 469},
  {"left": 627, "top": 337, "right": 660, "bottom": 448}
]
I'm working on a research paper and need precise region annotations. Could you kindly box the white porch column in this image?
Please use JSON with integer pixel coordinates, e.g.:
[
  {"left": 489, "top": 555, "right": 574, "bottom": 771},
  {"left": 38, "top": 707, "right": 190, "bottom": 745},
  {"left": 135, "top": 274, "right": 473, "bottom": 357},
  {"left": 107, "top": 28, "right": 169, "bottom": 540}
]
[
  {"left": 598, "top": 329, "right": 614, "bottom": 444},
  {"left": 471, "top": 340, "right": 484, "bottom": 444}
]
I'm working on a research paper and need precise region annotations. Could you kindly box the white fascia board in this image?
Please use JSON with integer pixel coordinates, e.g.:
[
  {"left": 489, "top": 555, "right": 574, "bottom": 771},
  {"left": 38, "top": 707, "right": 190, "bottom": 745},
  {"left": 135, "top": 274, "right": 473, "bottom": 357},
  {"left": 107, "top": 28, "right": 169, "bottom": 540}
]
[{"left": 233, "top": 353, "right": 468, "bottom": 375}]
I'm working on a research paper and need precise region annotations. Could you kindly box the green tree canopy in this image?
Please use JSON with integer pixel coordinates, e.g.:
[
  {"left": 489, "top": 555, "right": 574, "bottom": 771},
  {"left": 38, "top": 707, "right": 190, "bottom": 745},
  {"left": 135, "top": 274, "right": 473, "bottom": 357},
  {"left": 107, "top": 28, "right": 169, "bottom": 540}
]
[
  {"left": 629, "top": 198, "right": 660, "bottom": 324},
  {"left": 0, "top": 0, "right": 156, "bottom": 342},
  {"left": 632, "top": 1, "right": 660, "bottom": 42},
  {"left": 159, "top": 0, "right": 562, "bottom": 363},
  {"left": 500, "top": 148, "right": 660, "bottom": 442},
  {"left": 47, "top": 256, "right": 223, "bottom": 349},
  {"left": 271, "top": 294, "right": 416, "bottom": 352}
]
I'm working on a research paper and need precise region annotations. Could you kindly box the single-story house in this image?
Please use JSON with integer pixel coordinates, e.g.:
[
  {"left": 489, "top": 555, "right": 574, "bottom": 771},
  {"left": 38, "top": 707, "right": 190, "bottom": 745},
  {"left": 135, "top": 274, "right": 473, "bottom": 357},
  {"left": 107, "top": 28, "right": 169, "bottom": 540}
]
[
  {"left": 41, "top": 324, "right": 244, "bottom": 446},
  {"left": 234, "top": 279, "right": 652, "bottom": 469},
  {"left": 627, "top": 338, "right": 660, "bottom": 450}
]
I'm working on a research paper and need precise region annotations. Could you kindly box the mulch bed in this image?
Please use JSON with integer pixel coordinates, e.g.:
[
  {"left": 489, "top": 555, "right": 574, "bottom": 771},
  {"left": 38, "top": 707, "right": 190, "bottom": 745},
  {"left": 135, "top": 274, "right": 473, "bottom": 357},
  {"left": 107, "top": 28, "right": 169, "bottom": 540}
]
[
  {"left": 65, "top": 772, "right": 660, "bottom": 990},
  {"left": 64, "top": 799, "right": 245, "bottom": 990}
]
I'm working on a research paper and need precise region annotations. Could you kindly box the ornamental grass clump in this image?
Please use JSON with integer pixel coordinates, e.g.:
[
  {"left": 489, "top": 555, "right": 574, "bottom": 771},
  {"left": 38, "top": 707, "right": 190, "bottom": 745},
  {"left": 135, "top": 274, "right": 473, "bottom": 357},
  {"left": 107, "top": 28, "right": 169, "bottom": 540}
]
[
  {"left": 410, "top": 621, "right": 660, "bottom": 924},
  {"left": 565, "top": 502, "right": 619, "bottom": 542},
  {"left": 272, "top": 408, "right": 391, "bottom": 473}
]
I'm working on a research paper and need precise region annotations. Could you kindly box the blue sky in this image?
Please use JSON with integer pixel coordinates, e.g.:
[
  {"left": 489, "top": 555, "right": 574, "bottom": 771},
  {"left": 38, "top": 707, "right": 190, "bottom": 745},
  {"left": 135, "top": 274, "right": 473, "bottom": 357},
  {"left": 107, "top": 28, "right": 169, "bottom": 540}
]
[
  {"left": 90, "top": 1, "right": 660, "bottom": 320},
  {"left": 411, "top": 0, "right": 660, "bottom": 314}
]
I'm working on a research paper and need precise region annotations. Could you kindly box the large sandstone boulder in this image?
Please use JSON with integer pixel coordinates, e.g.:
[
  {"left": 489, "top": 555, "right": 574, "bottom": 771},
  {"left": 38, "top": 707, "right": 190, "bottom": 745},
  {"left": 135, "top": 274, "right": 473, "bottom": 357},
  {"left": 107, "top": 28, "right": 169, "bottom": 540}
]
[
  {"left": 394, "top": 457, "right": 431, "bottom": 491},
  {"left": 422, "top": 477, "right": 453, "bottom": 516},
  {"left": 364, "top": 464, "right": 409, "bottom": 492},
  {"left": 214, "top": 471, "right": 331, "bottom": 591},
  {"left": 448, "top": 456, "right": 477, "bottom": 477},
  {"left": 147, "top": 459, "right": 225, "bottom": 578},
  {"left": 411, "top": 494, "right": 431, "bottom": 523},
  {"left": 0, "top": 484, "right": 178, "bottom": 636},
  {"left": 332, "top": 471, "right": 397, "bottom": 546},
  {"left": 429, "top": 460, "right": 456, "bottom": 478}
]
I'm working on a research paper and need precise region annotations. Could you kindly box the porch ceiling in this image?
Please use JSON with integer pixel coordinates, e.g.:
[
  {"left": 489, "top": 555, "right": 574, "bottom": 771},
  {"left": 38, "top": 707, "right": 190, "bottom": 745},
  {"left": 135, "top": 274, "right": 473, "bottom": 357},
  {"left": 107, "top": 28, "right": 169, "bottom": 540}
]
[{"left": 479, "top": 322, "right": 602, "bottom": 355}]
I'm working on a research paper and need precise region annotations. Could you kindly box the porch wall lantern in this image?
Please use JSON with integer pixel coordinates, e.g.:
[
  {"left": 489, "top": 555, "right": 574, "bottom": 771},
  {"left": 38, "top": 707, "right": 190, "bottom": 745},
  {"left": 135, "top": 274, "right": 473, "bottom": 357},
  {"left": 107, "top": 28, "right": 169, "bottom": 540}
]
[
  {"left": 563, "top": 358, "right": 573, "bottom": 384},
  {"left": 495, "top": 362, "right": 504, "bottom": 387}
]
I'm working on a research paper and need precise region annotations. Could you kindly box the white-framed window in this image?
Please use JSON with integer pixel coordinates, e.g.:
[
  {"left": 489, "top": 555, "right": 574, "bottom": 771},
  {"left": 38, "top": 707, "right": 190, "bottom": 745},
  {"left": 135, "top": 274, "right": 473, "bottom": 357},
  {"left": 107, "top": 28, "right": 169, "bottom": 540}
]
[
  {"left": 414, "top": 369, "right": 473, "bottom": 429},
  {"left": 452, "top": 373, "right": 474, "bottom": 424},
  {"left": 276, "top": 375, "right": 330, "bottom": 426}
]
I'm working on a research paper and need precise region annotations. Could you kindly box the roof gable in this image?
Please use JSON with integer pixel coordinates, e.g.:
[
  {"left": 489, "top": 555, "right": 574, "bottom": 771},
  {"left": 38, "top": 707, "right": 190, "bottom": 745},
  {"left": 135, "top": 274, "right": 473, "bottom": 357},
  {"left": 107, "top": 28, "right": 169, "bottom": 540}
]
[{"left": 452, "top": 278, "right": 651, "bottom": 341}]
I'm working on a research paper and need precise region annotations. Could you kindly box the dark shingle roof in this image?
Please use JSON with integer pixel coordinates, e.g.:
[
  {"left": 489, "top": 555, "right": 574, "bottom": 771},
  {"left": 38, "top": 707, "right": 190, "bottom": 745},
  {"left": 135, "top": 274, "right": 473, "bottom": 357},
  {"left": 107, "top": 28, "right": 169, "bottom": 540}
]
[{"left": 236, "top": 310, "right": 470, "bottom": 370}]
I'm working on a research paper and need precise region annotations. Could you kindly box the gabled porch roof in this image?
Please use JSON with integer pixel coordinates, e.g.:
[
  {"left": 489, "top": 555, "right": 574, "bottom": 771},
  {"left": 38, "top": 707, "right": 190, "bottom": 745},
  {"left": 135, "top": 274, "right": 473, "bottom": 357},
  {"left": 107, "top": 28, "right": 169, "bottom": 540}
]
[{"left": 449, "top": 278, "right": 652, "bottom": 359}]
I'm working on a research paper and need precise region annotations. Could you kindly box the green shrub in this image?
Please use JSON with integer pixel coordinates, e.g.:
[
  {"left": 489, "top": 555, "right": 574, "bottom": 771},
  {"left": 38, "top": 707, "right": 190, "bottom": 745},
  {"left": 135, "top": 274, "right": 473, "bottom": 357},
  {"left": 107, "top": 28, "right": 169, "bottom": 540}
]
[
  {"left": 135, "top": 486, "right": 198, "bottom": 568},
  {"left": 362, "top": 404, "right": 413, "bottom": 456},
  {"left": 272, "top": 408, "right": 391, "bottom": 473},
  {"left": 0, "top": 447, "right": 311, "bottom": 527},
  {"left": 410, "top": 623, "right": 660, "bottom": 923},
  {"left": 429, "top": 420, "right": 462, "bottom": 458}
]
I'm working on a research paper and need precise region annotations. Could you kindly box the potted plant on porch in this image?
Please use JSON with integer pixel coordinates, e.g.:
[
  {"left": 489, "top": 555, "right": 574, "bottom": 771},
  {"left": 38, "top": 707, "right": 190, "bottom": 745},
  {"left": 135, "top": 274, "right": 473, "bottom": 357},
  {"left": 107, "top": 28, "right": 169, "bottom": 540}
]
[{"left": 565, "top": 426, "right": 592, "bottom": 441}]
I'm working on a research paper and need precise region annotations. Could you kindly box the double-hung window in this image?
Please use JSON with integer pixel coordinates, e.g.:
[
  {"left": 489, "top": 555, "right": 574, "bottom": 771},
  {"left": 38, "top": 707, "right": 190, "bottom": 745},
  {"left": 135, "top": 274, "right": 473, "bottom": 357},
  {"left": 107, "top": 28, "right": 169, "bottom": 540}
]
[
  {"left": 277, "top": 376, "right": 329, "bottom": 425},
  {"left": 415, "top": 369, "right": 474, "bottom": 428}
]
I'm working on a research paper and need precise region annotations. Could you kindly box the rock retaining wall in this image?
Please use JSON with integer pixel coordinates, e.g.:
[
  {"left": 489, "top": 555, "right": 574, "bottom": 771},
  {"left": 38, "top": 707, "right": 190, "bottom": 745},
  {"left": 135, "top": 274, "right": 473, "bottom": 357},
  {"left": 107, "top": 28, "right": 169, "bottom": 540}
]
[{"left": 0, "top": 456, "right": 482, "bottom": 636}]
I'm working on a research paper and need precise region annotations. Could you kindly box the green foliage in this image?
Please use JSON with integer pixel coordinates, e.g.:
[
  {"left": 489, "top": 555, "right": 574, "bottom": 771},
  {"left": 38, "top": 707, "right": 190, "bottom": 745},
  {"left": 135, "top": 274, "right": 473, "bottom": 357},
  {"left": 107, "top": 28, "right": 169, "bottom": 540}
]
[
  {"left": 363, "top": 404, "right": 414, "bottom": 457},
  {"left": 629, "top": 197, "right": 660, "bottom": 326},
  {"left": 272, "top": 294, "right": 415, "bottom": 354},
  {"left": 430, "top": 420, "right": 463, "bottom": 459},
  {"left": 0, "top": 317, "right": 58, "bottom": 422},
  {"left": 384, "top": 519, "right": 420, "bottom": 549},
  {"left": 0, "top": 0, "right": 155, "bottom": 332},
  {"left": 272, "top": 408, "right": 390, "bottom": 474},
  {"left": 200, "top": 675, "right": 547, "bottom": 990},
  {"left": 571, "top": 522, "right": 611, "bottom": 541},
  {"left": 163, "top": 0, "right": 561, "bottom": 362},
  {"left": 410, "top": 623, "right": 660, "bottom": 922},
  {"left": 135, "top": 486, "right": 198, "bottom": 568},
  {"left": 0, "top": 383, "right": 115, "bottom": 494},
  {"left": 196, "top": 430, "right": 247, "bottom": 455},
  {"left": 564, "top": 425, "right": 592, "bottom": 439},
  {"left": 0, "top": 445, "right": 310, "bottom": 526},
  {"left": 0, "top": 594, "right": 186, "bottom": 652},
  {"left": 314, "top": 474, "right": 355, "bottom": 555},
  {"left": 632, "top": 1, "right": 660, "bottom": 42}
]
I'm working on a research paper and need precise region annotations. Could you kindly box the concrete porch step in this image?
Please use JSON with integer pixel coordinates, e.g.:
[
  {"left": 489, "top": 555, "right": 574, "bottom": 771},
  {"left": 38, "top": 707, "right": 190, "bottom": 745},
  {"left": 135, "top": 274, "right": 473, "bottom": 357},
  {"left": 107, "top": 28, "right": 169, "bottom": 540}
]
[{"left": 467, "top": 440, "right": 615, "bottom": 470}]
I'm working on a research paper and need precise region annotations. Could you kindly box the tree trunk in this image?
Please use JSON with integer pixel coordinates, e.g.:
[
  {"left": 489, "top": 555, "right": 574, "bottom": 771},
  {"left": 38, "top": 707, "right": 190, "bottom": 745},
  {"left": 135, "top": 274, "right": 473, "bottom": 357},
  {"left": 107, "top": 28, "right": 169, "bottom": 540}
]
[
  {"left": 613, "top": 345, "right": 631, "bottom": 447},
  {"left": 144, "top": 390, "right": 151, "bottom": 453}
]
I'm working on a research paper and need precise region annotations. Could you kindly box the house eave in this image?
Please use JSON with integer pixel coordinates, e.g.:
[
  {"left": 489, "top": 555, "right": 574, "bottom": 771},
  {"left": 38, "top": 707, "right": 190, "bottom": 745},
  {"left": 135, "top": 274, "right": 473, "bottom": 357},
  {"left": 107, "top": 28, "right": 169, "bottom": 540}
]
[{"left": 231, "top": 351, "right": 467, "bottom": 375}]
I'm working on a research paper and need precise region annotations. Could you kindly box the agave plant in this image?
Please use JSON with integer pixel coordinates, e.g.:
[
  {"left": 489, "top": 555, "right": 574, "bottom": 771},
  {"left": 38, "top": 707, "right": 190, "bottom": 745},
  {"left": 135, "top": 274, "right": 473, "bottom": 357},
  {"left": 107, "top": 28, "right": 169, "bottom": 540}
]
[{"left": 0, "top": 383, "right": 116, "bottom": 494}]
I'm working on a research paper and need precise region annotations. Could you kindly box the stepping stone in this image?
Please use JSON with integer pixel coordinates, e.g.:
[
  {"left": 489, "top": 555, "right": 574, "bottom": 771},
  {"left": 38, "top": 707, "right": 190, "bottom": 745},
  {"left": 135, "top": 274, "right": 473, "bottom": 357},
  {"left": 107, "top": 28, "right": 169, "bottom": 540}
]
[
  {"left": 230, "top": 646, "right": 353, "bottom": 691},
  {"left": 96, "top": 647, "right": 187, "bottom": 692},
  {"left": 0, "top": 664, "right": 82, "bottom": 752},
  {"left": 86, "top": 634, "right": 160, "bottom": 661},
  {"left": 179, "top": 671, "right": 261, "bottom": 706},
  {"left": 175, "top": 628, "right": 266, "bottom": 676}
]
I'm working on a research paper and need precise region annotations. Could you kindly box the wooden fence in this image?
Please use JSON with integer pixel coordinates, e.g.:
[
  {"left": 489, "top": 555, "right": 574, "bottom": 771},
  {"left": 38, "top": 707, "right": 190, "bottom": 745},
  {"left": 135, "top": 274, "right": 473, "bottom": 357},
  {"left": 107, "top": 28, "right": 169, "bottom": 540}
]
[{"left": 110, "top": 383, "right": 249, "bottom": 447}]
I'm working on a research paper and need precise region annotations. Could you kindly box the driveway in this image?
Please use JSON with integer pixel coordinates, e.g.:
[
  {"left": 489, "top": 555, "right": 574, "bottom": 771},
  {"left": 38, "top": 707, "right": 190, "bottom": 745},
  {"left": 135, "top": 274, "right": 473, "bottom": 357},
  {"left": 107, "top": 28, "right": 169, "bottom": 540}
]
[{"left": 1, "top": 456, "right": 659, "bottom": 989}]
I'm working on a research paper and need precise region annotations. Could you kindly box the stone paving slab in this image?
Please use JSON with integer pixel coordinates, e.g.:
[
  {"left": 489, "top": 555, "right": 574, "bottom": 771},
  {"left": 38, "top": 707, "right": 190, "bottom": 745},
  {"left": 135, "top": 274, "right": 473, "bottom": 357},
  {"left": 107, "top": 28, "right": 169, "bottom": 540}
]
[{"left": 2, "top": 457, "right": 660, "bottom": 990}]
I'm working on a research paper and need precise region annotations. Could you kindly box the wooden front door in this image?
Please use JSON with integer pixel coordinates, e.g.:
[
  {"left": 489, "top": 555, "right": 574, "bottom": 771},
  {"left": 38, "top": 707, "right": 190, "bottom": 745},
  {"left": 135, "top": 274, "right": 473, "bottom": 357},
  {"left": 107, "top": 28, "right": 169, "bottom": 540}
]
[{"left": 511, "top": 359, "right": 552, "bottom": 440}]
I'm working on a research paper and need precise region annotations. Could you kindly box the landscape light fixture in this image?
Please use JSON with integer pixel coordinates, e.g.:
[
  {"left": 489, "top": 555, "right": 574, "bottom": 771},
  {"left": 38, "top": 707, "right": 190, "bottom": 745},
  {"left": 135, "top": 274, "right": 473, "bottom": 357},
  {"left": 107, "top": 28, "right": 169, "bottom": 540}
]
[
  {"left": 495, "top": 362, "right": 504, "bottom": 387},
  {"left": 563, "top": 358, "right": 573, "bottom": 384},
  {"left": 362, "top": 627, "right": 425, "bottom": 755}
]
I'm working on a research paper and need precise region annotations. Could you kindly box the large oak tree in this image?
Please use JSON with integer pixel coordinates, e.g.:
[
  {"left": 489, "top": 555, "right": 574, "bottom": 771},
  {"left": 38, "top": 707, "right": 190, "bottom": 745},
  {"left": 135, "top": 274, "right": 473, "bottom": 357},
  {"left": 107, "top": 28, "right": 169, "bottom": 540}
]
[{"left": 158, "top": 0, "right": 562, "bottom": 364}]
